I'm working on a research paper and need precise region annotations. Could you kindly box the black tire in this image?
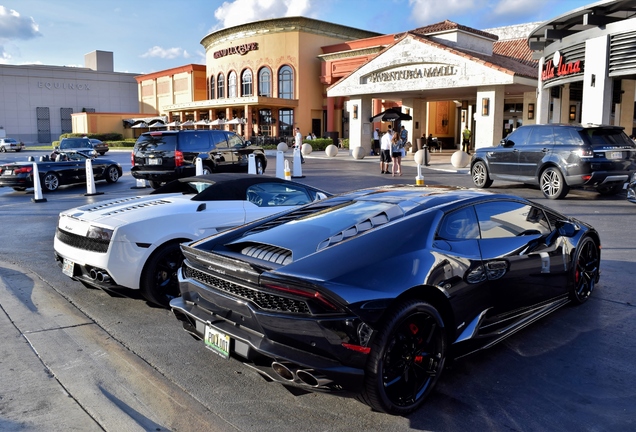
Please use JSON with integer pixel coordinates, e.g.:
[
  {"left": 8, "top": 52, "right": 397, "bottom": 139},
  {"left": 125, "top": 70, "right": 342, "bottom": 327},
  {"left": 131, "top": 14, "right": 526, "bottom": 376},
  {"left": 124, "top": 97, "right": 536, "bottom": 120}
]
[
  {"left": 99, "top": 152, "right": 106, "bottom": 156},
  {"left": 149, "top": 180, "right": 163, "bottom": 189},
  {"left": 202, "top": 164, "right": 214, "bottom": 175},
  {"left": 570, "top": 236, "right": 600, "bottom": 305},
  {"left": 540, "top": 167, "right": 569, "bottom": 199},
  {"left": 0, "top": 146, "right": 5, "bottom": 153},
  {"left": 12, "top": 187, "right": 27, "bottom": 191},
  {"left": 105, "top": 165, "right": 120, "bottom": 183},
  {"left": 596, "top": 182, "right": 623, "bottom": 196},
  {"left": 471, "top": 161, "right": 492, "bottom": 188},
  {"left": 255, "top": 157, "right": 266, "bottom": 175},
  {"left": 140, "top": 241, "right": 185, "bottom": 308},
  {"left": 360, "top": 299, "right": 446, "bottom": 415},
  {"left": 42, "top": 172, "right": 60, "bottom": 192}
]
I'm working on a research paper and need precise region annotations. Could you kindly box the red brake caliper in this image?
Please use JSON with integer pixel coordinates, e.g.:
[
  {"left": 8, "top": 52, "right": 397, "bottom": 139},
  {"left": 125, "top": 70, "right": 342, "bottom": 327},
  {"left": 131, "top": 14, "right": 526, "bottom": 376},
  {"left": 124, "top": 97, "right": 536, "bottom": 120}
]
[{"left": 410, "top": 323, "right": 424, "bottom": 364}]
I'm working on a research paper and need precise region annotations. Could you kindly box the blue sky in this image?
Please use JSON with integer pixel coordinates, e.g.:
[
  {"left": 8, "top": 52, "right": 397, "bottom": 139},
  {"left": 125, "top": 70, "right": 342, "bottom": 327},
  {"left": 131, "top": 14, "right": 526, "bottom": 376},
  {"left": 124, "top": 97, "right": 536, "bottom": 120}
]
[{"left": 0, "top": 0, "right": 592, "bottom": 74}]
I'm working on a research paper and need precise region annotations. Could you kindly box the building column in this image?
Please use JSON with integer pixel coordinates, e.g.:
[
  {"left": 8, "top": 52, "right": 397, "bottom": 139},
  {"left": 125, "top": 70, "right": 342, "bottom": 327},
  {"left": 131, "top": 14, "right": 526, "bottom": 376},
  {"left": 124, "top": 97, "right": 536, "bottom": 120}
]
[
  {"left": 326, "top": 97, "right": 335, "bottom": 133},
  {"left": 475, "top": 86, "right": 504, "bottom": 149},
  {"left": 523, "top": 91, "right": 537, "bottom": 125},
  {"left": 582, "top": 35, "right": 612, "bottom": 125},
  {"left": 347, "top": 95, "right": 372, "bottom": 153},
  {"left": 560, "top": 83, "right": 571, "bottom": 123},
  {"left": 245, "top": 104, "right": 252, "bottom": 139},
  {"left": 618, "top": 79, "right": 635, "bottom": 135}
]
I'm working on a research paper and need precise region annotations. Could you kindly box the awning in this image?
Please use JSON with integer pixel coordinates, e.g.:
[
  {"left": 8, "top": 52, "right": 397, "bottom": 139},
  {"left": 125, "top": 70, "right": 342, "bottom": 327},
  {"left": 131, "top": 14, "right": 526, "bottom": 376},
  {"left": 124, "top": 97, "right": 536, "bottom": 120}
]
[
  {"left": 131, "top": 122, "right": 149, "bottom": 129},
  {"left": 194, "top": 119, "right": 209, "bottom": 125},
  {"left": 180, "top": 120, "right": 195, "bottom": 127},
  {"left": 225, "top": 118, "right": 246, "bottom": 125},
  {"left": 210, "top": 118, "right": 225, "bottom": 125},
  {"left": 370, "top": 108, "right": 412, "bottom": 122}
]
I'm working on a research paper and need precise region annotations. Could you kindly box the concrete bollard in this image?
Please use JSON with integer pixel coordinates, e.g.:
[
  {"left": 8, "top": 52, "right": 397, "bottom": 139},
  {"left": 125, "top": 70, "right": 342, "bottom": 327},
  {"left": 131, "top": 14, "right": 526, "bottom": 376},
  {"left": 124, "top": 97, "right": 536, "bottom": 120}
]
[
  {"left": 84, "top": 158, "right": 103, "bottom": 196},
  {"left": 292, "top": 147, "right": 303, "bottom": 178},
  {"left": 31, "top": 162, "right": 47, "bottom": 203},
  {"left": 276, "top": 150, "right": 285, "bottom": 179},
  {"left": 414, "top": 149, "right": 426, "bottom": 186},
  {"left": 248, "top": 154, "right": 256, "bottom": 175},
  {"left": 195, "top": 157, "right": 203, "bottom": 176}
]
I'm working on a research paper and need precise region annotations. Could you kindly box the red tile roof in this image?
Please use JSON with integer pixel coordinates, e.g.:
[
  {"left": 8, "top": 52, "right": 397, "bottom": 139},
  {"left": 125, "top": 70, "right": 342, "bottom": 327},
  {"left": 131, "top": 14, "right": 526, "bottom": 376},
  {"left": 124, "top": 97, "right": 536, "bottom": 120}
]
[
  {"left": 493, "top": 38, "right": 538, "bottom": 68},
  {"left": 408, "top": 20, "right": 499, "bottom": 41}
]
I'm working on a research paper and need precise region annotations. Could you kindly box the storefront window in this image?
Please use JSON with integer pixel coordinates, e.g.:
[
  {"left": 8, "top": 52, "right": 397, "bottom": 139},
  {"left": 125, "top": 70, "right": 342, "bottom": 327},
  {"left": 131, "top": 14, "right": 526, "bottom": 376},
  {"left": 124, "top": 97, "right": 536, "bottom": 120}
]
[
  {"left": 228, "top": 71, "right": 237, "bottom": 98},
  {"left": 259, "top": 109, "right": 272, "bottom": 136},
  {"left": 278, "top": 108, "right": 294, "bottom": 136},
  {"left": 241, "top": 69, "right": 253, "bottom": 96},
  {"left": 278, "top": 66, "right": 293, "bottom": 99},
  {"left": 217, "top": 73, "right": 225, "bottom": 99},
  {"left": 258, "top": 67, "right": 271, "bottom": 97}
]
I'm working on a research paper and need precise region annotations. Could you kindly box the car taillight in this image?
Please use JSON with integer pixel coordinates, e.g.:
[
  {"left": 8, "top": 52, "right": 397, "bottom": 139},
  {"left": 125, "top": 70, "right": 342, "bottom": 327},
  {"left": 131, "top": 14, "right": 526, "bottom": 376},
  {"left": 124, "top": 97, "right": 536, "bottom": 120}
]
[
  {"left": 175, "top": 150, "right": 184, "bottom": 167},
  {"left": 14, "top": 166, "right": 33, "bottom": 174},
  {"left": 130, "top": 151, "right": 134, "bottom": 167},
  {"left": 574, "top": 149, "right": 594, "bottom": 158},
  {"left": 261, "top": 283, "right": 340, "bottom": 311}
]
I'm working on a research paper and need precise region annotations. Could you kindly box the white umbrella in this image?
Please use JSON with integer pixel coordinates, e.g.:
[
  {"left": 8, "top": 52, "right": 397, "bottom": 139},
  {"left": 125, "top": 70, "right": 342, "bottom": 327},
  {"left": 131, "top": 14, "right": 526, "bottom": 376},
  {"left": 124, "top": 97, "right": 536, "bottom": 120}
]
[
  {"left": 131, "top": 122, "right": 148, "bottom": 129},
  {"left": 225, "top": 118, "right": 246, "bottom": 125},
  {"left": 180, "top": 120, "right": 195, "bottom": 127},
  {"left": 194, "top": 119, "right": 209, "bottom": 126},
  {"left": 210, "top": 118, "right": 225, "bottom": 125}
]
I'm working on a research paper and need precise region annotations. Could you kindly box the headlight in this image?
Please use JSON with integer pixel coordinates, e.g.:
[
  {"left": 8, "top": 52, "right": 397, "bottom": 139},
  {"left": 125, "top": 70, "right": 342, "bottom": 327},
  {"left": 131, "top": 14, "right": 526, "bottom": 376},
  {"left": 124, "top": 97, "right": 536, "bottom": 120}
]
[{"left": 86, "top": 226, "right": 114, "bottom": 241}]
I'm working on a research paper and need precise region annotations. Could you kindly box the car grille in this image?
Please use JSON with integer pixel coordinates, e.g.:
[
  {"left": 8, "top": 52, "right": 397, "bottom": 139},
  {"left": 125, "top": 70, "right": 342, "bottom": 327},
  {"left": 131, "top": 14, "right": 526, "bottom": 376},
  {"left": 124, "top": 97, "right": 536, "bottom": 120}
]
[
  {"left": 183, "top": 264, "right": 310, "bottom": 314},
  {"left": 56, "top": 228, "right": 109, "bottom": 253}
]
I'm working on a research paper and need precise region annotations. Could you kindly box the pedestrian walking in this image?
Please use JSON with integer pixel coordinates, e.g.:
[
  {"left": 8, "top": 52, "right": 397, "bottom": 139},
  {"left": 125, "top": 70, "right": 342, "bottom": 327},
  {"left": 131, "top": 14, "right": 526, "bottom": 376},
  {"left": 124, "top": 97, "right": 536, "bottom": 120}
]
[
  {"left": 462, "top": 126, "right": 471, "bottom": 153},
  {"left": 391, "top": 132, "right": 403, "bottom": 176}
]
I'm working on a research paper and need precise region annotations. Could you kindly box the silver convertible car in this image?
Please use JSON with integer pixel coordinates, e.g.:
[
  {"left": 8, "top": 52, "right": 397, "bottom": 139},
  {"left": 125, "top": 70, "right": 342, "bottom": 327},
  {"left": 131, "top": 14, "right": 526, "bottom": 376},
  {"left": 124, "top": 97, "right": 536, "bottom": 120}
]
[{"left": 54, "top": 174, "right": 330, "bottom": 307}]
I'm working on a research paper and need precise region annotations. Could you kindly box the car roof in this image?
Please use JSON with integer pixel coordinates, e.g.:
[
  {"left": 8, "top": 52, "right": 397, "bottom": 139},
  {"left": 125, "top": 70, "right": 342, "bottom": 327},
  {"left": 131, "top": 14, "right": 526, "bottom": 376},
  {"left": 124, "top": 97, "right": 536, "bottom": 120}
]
[{"left": 150, "top": 173, "right": 328, "bottom": 201}]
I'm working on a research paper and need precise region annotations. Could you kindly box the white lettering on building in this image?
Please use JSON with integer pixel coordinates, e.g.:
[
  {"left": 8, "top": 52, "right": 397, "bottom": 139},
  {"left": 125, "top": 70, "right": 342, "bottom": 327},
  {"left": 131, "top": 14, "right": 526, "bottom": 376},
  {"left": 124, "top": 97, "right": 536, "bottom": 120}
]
[
  {"left": 37, "top": 81, "right": 91, "bottom": 90},
  {"left": 368, "top": 65, "right": 457, "bottom": 83}
]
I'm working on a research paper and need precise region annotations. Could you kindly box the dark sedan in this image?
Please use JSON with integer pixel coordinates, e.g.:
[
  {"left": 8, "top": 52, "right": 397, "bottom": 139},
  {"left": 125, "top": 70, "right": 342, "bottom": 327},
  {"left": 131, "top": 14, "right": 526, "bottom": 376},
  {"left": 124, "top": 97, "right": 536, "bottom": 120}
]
[
  {"left": 0, "top": 152, "right": 122, "bottom": 192},
  {"left": 171, "top": 185, "right": 600, "bottom": 415}
]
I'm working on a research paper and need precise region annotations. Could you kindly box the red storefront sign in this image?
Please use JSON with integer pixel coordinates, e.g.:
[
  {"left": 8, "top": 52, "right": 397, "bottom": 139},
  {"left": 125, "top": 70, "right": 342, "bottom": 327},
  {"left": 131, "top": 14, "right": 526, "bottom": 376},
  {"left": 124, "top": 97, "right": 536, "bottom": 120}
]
[{"left": 541, "top": 52, "right": 583, "bottom": 81}]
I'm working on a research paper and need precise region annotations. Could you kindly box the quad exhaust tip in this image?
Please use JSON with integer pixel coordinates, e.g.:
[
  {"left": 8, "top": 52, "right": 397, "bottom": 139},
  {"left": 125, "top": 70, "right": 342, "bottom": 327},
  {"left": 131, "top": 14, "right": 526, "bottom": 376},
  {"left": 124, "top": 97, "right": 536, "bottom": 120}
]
[{"left": 271, "top": 362, "right": 332, "bottom": 387}]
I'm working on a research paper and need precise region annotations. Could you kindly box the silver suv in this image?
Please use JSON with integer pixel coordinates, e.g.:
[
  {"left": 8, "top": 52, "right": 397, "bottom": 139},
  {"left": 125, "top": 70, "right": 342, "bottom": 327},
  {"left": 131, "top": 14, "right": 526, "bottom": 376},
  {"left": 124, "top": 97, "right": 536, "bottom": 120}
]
[{"left": 470, "top": 124, "right": 636, "bottom": 199}]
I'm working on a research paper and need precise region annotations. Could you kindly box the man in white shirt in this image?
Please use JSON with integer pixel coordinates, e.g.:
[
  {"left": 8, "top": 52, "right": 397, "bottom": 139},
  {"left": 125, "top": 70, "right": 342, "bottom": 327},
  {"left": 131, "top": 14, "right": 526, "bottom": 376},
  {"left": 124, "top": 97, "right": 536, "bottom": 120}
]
[
  {"left": 373, "top": 128, "right": 380, "bottom": 155},
  {"left": 380, "top": 128, "right": 393, "bottom": 174},
  {"left": 294, "top": 127, "right": 305, "bottom": 163}
]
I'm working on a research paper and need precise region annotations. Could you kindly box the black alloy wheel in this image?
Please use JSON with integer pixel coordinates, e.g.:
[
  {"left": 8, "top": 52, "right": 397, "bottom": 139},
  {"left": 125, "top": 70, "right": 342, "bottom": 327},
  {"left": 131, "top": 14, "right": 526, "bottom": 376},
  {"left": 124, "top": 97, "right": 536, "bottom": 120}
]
[
  {"left": 42, "top": 172, "right": 60, "bottom": 192},
  {"left": 140, "top": 241, "right": 185, "bottom": 308},
  {"left": 202, "top": 164, "right": 213, "bottom": 175},
  {"left": 105, "top": 165, "right": 120, "bottom": 183},
  {"left": 361, "top": 300, "right": 446, "bottom": 415},
  {"left": 0, "top": 146, "right": 6, "bottom": 152},
  {"left": 570, "top": 237, "right": 600, "bottom": 304},
  {"left": 471, "top": 161, "right": 493, "bottom": 188},
  {"left": 540, "top": 167, "right": 569, "bottom": 199}
]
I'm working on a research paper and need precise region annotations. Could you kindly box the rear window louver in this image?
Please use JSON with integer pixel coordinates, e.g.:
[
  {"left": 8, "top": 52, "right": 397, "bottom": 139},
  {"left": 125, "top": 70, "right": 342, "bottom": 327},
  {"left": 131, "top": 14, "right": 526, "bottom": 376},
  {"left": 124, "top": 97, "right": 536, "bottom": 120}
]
[
  {"left": 244, "top": 202, "right": 336, "bottom": 235},
  {"left": 84, "top": 198, "right": 171, "bottom": 216},
  {"left": 317, "top": 212, "right": 391, "bottom": 251}
]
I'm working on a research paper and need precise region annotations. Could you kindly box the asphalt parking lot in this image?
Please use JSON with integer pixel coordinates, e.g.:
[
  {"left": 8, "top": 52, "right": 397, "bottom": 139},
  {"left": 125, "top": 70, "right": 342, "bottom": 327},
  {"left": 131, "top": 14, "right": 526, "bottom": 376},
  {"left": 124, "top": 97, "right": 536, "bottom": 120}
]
[{"left": 1, "top": 148, "right": 635, "bottom": 431}]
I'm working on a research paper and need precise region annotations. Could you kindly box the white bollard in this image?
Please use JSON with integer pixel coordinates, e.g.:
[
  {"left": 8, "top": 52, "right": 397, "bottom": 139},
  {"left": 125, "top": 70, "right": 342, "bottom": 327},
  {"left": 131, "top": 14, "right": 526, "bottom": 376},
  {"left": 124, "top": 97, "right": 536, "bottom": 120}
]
[
  {"left": 195, "top": 157, "right": 203, "bottom": 176},
  {"left": 292, "top": 147, "right": 303, "bottom": 178},
  {"left": 415, "top": 164, "right": 425, "bottom": 186},
  {"left": 31, "top": 162, "right": 47, "bottom": 203},
  {"left": 248, "top": 154, "right": 256, "bottom": 175},
  {"left": 85, "top": 157, "right": 103, "bottom": 196},
  {"left": 276, "top": 150, "right": 285, "bottom": 179},
  {"left": 284, "top": 159, "right": 291, "bottom": 180},
  {"left": 414, "top": 149, "right": 426, "bottom": 186}
]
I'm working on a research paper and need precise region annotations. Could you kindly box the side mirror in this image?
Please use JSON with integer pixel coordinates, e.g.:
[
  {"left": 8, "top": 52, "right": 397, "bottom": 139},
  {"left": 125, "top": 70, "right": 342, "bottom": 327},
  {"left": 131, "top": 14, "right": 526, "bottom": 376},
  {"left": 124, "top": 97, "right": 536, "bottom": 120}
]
[
  {"left": 501, "top": 139, "right": 514, "bottom": 148},
  {"left": 556, "top": 220, "right": 579, "bottom": 237}
]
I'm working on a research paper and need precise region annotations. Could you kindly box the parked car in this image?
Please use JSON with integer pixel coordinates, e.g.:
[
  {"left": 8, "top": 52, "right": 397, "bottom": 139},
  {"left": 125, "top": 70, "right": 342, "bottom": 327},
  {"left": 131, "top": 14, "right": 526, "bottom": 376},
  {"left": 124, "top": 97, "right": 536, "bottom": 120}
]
[
  {"left": 54, "top": 173, "right": 330, "bottom": 307},
  {"left": 131, "top": 130, "right": 267, "bottom": 189},
  {"left": 170, "top": 185, "right": 600, "bottom": 415},
  {"left": 0, "top": 152, "right": 121, "bottom": 192},
  {"left": 470, "top": 124, "right": 636, "bottom": 199},
  {"left": 0, "top": 138, "right": 24, "bottom": 152},
  {"left": 89, "top": 138, "right": 109, "bottom": 155},
  {"left": 53, "top": 137, "right": 96, "bottom": 159}
]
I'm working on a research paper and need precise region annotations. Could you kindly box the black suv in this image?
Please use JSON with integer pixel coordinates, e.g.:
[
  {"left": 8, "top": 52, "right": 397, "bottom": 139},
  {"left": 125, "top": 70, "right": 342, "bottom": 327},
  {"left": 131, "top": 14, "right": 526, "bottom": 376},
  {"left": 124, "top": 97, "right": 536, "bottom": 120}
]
[
  {"left": 131, "top": 130, "right": 267, "bottom": 188},
  {"left": 470, "top": 124, "right": 636, "bottom": 199}
]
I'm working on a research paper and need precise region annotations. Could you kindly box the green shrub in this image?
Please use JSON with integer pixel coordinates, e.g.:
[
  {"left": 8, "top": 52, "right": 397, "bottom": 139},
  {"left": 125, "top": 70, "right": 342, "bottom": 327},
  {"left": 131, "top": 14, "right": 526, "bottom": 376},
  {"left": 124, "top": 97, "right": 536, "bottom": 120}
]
[
  {"left": 302, "top": 138, "right": 333, "bottom": 151},
  {"left": 58, "top": 132, "right": 124, "bottom": 141}
]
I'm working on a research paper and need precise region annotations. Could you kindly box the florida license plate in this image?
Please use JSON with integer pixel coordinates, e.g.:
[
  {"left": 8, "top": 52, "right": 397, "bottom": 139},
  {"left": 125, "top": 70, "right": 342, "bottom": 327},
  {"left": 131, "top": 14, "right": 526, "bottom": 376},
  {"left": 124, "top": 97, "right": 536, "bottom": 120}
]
[
  {"left": 204, "top": 325, "right": 230, "bottom": 359},
  {"left": 62, "top": 258, "right": 75, "bottom": 277}
]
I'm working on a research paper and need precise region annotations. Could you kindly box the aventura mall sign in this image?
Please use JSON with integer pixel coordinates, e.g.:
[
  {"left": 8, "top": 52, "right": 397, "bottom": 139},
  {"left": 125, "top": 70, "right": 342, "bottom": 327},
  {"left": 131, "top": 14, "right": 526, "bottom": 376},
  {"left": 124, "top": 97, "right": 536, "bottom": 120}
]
[{"left": 367, "top": 65, "right": 457, "bottom": 83}]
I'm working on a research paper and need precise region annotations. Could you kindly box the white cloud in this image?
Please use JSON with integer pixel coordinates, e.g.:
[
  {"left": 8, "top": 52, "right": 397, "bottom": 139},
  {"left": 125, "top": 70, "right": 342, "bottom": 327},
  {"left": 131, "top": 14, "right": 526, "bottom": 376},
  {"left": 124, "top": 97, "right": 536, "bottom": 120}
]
[
  {"left": 490, "top": 0, "right": 552, "bottom": 21},
  {"left": 0, "top": 6, "right": 41, "bottom": 40},
  {"left": 408, "top": 0, "right": 485, "bottom": 26},
  {"left": 213, "top": 0, "right": 313, "bottom": 29},
  {"left": 140, "top": 46, "right": 189, "bottom": 60}
]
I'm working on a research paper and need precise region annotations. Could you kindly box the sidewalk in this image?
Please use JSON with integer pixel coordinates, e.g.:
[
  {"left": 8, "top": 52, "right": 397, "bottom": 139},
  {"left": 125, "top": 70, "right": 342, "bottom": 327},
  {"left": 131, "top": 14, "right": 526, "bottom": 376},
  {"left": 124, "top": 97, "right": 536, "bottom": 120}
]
[{"left": 266, "top": 148, "right": 471, "bottom": 174}]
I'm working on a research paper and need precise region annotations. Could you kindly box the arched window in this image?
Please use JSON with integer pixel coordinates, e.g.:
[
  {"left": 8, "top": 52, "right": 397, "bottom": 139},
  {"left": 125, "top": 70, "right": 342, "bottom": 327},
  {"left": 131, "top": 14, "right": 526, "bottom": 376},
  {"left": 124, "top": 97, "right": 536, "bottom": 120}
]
[
  {"left": 278, "top": 108, "right": 294, "bottom": 136},
  {"left": 278, "top": 65, "right": 293, "bottom": 99},
  {"left": 258, "top": 67, "right": 271, "bottom": 97},
  {"left": 217, "top": 73, "right": 225, "bottom": 99},
  {"left": 228, "top": 71, "right": 237, "bottom": 98},
  {"left": 241, "top": 69, "right": 253, "bottom": 97},
  {"left": 209, "top": 75, "right": 215, "bottom": 99}
]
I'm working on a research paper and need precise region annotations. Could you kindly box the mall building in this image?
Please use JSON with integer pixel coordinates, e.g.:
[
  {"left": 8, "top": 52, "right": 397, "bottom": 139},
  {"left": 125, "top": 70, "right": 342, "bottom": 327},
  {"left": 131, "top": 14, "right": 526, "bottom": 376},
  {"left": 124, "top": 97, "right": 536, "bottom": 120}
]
[{"left": 0, "top": 51, "right": 138, "bottom": 143}]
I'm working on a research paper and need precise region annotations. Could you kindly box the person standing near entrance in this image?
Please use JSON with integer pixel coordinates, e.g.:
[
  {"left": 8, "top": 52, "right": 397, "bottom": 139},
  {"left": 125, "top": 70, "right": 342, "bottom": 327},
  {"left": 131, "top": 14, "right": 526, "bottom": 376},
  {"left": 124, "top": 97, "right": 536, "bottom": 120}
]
[
  {"left": 294, "top": 127, "right": 305, "bottom": 163},
  {"left": 462, "top": 126, "right": 472, "bottom": 153},
  {"left": 380, "top": 128, "right": 392, "bottom": 174},
  {"left": 400, "top": 125, "right": 408, "bottom": 154}
]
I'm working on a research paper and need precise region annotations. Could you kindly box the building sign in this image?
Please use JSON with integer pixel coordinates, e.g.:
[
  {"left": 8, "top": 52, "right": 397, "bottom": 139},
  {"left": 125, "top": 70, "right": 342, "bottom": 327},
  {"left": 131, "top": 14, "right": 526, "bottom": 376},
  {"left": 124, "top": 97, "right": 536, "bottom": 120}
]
[
  {"left": 37, "top": 81, "right": 91, "bottom": 90},
  {"left": 541, "top": 50, "right": 583, "bottom": 82},
  {"left": 367, "top": 65, "right": 457, "bottom": 83},
  {"left": 213, "top": 42, "right": 258, "bottom": 59}
]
